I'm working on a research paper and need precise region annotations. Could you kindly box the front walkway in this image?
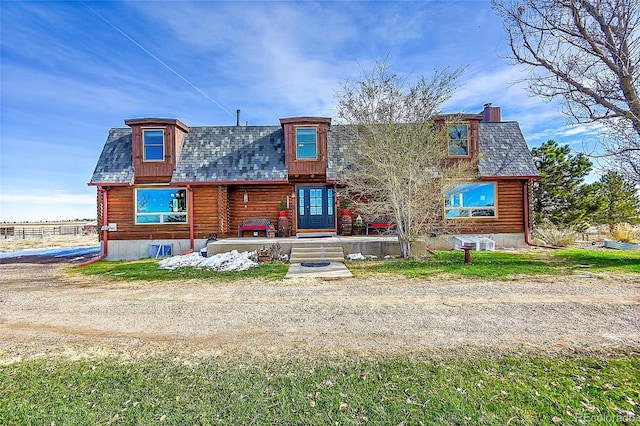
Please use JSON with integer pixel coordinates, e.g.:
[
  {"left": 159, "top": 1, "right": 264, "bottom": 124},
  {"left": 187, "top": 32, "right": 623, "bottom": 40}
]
[{"left": 286, "top": 262, "right": 353, "bottom": 278}]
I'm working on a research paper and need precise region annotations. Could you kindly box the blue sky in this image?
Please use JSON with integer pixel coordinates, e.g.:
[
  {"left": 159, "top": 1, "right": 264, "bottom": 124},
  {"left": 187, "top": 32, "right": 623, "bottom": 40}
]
[{"left": 0, "top": 0, "right": 599, "bottom": 222}]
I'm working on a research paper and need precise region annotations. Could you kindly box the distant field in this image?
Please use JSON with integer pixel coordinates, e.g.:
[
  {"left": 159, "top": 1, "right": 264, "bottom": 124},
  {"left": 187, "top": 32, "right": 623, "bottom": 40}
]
[
  {"left": 0, "top": 220, "right": 94, "bottom": 226},
  {"left": 0, "top": 220, "right": 98, "bottom": 252}
]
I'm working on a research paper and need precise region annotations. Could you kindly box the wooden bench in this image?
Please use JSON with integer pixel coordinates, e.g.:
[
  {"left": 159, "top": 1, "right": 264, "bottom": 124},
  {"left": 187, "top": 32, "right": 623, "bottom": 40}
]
[
  {"left": 238, "top": 218, "right": 271, "bottom": 238},
  {"left": 366, "top": 217, "right": 396, "bottom": 235}
]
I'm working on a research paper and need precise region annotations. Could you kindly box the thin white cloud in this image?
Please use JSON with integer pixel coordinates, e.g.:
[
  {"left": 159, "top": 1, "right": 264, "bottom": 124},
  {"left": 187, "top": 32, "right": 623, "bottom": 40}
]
[{"left": 0, "top": 191, "right": 95, "bottom": 205}]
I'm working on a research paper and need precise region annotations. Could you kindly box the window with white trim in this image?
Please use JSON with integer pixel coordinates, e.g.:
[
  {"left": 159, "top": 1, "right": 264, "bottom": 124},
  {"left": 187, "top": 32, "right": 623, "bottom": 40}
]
[
  {"left": 445, "top": 182, "right": 496, "bottom": 218},
  {"left": 448, "top": 124, "right": 469, "bottom": 156},
  {"left": 143, "top": 129, "right": 164, "bottom": 161},
  {"left": 135, "top": 188, "right": 187, "bottom": 224},
  {"left": 296, "top": 128, "right": 317, "bottom": 159}
]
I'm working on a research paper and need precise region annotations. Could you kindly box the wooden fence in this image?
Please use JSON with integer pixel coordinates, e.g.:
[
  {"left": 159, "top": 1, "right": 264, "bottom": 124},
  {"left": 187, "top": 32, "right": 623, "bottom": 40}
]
[{"left": 0, "top": 225, "right": 92, "bottom": 239}]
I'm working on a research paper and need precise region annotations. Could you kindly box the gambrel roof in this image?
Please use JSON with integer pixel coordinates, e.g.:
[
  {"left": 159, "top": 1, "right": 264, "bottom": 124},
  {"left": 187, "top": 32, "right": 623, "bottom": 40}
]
[{"left": 89, "top": 119, "right": 538, "bottom": 185}]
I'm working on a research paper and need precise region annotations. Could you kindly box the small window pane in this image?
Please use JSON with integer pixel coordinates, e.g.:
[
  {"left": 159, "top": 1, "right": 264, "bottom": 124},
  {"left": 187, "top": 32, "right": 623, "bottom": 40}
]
[
  {"left": 137, "top": 215, "right": 162, "bottom": 224},
  {"left": 143, "top": 130, "right": 164, "bottom": 161},
  {"left": 165, "top": 215, "right": 188, "bottom": 223},
  {"left": 471, "top": 209, "right": 495, "bottom": 217},
  {"left": 296, "top": 128, "right": 317, "bottom": 159},
  {"left": 445, "top": 209, "right": 469, "bottom": 218},
  {"left": 144, "top": 146, "right": 163, "bottom": 161}
]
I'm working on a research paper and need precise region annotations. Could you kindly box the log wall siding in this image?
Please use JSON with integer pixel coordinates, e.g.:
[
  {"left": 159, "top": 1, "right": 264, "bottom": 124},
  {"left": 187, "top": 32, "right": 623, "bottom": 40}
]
[
  {"left": 99, "top": 180, "right": 527, "bottom": 241},
  {"left": 191, "top": 187, "right": 220, "bottom": 239},
  {"left": 228, "top": 184, "right": 294, "bottom": 236},
  {"left": 104, "top": 186, "right": 218, "bottom": 241},
  {"left": 217, "top": 186, "right": 229, "bottom": 236},
  {"left": 452, "top": 180, "right": 526, "bottom": 234}
]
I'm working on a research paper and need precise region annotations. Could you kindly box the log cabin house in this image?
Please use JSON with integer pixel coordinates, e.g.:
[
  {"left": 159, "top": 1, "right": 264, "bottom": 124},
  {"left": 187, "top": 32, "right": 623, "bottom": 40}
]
[{"left": 89, "top": 104, "right": 539, "bottom": 260}]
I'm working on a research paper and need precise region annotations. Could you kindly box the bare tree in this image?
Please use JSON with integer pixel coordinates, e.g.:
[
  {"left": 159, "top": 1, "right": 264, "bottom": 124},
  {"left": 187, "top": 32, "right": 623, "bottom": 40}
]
[
  {"left": 334, "top": 62, "right": 474, "bottom": 258},
  {"left": 493, "top": 0, "right": 640, "bottom": 182}
]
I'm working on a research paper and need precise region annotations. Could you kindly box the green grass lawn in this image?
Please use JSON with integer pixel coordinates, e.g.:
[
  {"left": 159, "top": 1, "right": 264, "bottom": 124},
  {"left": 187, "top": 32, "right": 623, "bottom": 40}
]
[
  {"left": 71, "top": 258, "right": 290, "bottom": 281},
  {"left": 72, "top": 248, "right": 639, "bottom": 282},
  {"left": 348, "top": 248, "right": 640, "bottom": 279},
  {"left": 1, "top": 355, "right": 637, "bottom": 425}
]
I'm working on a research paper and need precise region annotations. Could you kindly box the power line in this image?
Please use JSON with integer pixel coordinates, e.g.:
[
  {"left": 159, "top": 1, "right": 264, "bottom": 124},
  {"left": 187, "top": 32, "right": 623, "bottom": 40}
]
[{"left": 80, "top": 1, "right": 234, "bottom": 118}]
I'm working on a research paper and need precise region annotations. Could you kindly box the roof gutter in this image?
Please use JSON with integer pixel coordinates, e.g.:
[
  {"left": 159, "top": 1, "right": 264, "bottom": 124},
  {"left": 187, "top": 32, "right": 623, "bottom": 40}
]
[
  {"left": 87, "top": 182, "right": 130, "bottom": 187},
  {"left": 77, "top": 186, "right": 109, "bottom": 266},
  {"left": 171, "top": 180, "right": 290, "bottom": 186},
  {"left": 188, "top": 184, "right": 195, "bottom": 252},
  {"left": 480, "top": 175, "right": 541, "bottom": 180}
]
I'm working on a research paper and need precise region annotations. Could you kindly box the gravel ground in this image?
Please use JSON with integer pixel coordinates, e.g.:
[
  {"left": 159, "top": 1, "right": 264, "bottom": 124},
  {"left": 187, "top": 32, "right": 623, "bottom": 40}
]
[{"left": 0, "top": 261, "right": 638, "bottom": 362}]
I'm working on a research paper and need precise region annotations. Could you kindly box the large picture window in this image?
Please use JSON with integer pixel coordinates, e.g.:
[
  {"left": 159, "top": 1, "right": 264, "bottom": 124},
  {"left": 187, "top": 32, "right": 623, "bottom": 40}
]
[
  {"left": 296, "top": 128, "right": 317, "bottom": 159},
  {"left": 136, "top": 188, "right": 187, "bottom": 224},
  {"left": 445, "top": 182, "right": 496, "bottom": 218},
  {"left": 143, "top": 129, "right": 164, "bottom": 161},
  {"left": 448, "top": 124, "right": 469, "bottom": 156}
]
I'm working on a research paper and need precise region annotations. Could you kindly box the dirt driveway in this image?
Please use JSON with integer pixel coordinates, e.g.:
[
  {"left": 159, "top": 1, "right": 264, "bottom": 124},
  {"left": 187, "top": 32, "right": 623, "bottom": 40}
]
[{"left": 1, "top": 262, "right": 639, "bottom": 361}]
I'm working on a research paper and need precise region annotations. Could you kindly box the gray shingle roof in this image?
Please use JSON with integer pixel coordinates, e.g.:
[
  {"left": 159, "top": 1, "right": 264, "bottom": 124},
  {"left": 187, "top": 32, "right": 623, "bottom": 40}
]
[
  {"left": 478, "top": 122, "right": 539, "bottom": 177},
  {"left": 173, "top": 126, "right": 287, "bottom": 182},
  {"left": 90, "top": 120, "right": 538, "bottom": 185},
  {"left": 327, "top": 125, "right": 355, "bottom": 181},
  {"left": 90, "top": 128, "right": 134, "bottom": 184}
]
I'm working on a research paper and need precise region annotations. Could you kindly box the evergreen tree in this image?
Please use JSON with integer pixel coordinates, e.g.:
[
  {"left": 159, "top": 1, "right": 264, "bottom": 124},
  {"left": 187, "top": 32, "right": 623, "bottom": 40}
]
[
  {"left": 531, "top": 140, "right": 592, "bottom": 226},
  {"left": 595, "top": 171, "right": 640, "bottom": 232}
]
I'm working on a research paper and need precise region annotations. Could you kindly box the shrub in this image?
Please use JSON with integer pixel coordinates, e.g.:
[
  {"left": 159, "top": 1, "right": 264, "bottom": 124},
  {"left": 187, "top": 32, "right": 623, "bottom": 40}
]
[
  {"left": 609, "top": 223, "right": 639, "bottom": 243},
  {"left": 531, "top": 221, "right": 577, "bottom": 247}
]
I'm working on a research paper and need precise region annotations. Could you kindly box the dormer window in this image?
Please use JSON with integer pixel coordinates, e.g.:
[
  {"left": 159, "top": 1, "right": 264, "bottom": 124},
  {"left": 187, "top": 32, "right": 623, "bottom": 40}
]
[
  {"left": 296, "top": 128, "right": 317, "bottom": 160},
  {"left": 448, "top": 124, "right": 469, "bottom": 156},
  {"left": 143, "top": 129, "right": 164, "bottom": 161}
]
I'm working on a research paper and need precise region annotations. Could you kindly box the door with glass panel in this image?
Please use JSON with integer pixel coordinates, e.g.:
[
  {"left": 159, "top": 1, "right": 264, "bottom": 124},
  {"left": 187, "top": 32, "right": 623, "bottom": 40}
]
[{"left": 297, "top": 186, "right": 335, "bottom": 229}]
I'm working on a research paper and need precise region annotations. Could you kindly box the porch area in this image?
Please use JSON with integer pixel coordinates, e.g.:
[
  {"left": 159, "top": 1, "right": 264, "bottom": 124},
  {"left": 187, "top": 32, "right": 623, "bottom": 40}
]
[{"left": 207, "top": 235, "right": 408, "bottom": 260}]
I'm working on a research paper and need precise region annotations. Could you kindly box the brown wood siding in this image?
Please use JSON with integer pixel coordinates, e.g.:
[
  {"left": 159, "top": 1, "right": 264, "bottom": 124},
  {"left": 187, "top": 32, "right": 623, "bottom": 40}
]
[
  {"left": 453, "top": 180, "right": 526, "bottom": 234},
  {"left": 228, "top": 184, "right": 293, "bottom": 236},
  {"left": 468, "top": 120, "right": 479, "bottom": 154},
  {"left": 283, "top": 122, "right": 329, "bottom": 176},
  {"left": 131, "top": 126, "right": 175, "bottom": 182}
]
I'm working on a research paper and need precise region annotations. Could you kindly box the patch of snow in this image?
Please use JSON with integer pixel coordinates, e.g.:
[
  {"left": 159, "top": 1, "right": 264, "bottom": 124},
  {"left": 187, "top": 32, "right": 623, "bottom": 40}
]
[
  {"left": 346, "top": 253, "right": 366, "bottom": 260},
  {"left": 346, "top": 253, "right": 379, "bottom": 261},
  {"left": 0, "top": 245, "right": 100, "bottom": 259},
  {"left": 158, "top": 250, "right": 258, "bottom": 272}
]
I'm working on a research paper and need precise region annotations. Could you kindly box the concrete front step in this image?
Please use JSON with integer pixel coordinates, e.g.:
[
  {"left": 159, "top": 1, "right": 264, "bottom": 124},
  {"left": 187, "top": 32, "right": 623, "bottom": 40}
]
[{"left": 290, "top": 245, "right": 345, "bottom": 263}]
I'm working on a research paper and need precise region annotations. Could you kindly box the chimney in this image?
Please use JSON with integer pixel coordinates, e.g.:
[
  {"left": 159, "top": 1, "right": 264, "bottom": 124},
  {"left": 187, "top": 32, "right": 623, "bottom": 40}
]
[
  {"left": 236, "top": 109, "right": 241, "bottom": 127},
  {"left": 481, "top": 103, "right": 501, "bottom": 122}
]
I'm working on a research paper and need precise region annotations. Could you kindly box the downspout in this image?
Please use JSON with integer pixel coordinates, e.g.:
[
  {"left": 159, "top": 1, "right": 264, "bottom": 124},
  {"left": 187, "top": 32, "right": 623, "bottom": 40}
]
[
  {"left": 523, "top": 179, "right": 556, "bottom": 249},
  {"left": 77, "top": 186, "right": 109, "bottom": 266},
  {"left": 188, "top": 184, "right": 195, "bottom": 252}
]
